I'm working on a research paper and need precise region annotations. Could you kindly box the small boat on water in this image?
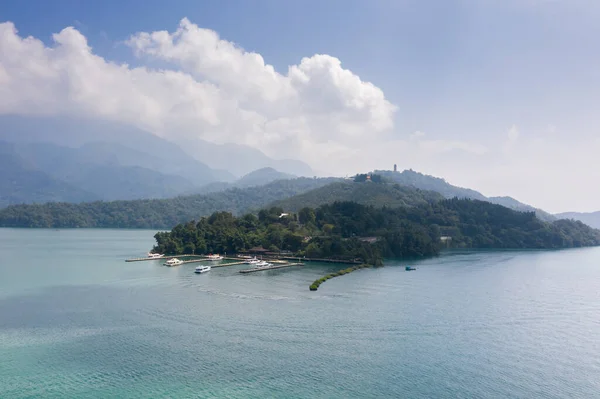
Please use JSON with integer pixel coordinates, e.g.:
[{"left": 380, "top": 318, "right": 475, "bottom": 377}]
[
  {"left": 254, "top": 260, "right": 272, "bottom": 268},
  {"left": 147, "top": 252, "right": 164, "bottom": 259},
  {"left": 405, "top": 266, "right": 416, "bottom": 271},
  {"left": 195, "top": 265, "right": 211, "bottom": 274},
  {"left": 207, "top": 254, "right": 224, "bottom": 261},
  {"left": 244, "top": 257, "right": 260, "bottom": 265},
  {"left": 164, "top": 258, "right": 183, "bottom": 267}
]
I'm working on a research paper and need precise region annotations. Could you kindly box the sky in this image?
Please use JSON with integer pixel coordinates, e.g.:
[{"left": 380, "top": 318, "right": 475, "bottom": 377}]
[{"left": 1, "top": 0, "right": 599, "bottom": 213}]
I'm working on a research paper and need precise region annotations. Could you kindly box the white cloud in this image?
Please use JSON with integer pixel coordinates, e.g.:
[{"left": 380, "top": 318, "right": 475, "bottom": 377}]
[
  {"left": 409, "top": 130, "right": 426, "bottom": 140},
  {"left": 5, "top": 18, "right": 592, "bottom": 212},
  {"left": 507, "top": 124, "right": 519, "bottom": 142},
  {"left": 0, "top": 19, "right": 396, "bottom": 168}
]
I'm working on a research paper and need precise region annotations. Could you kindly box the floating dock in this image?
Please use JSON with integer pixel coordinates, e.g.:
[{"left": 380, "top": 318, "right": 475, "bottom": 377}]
[
  {"left": 126, "top": 255, "right": 243, "bottom": 263},
  {"left": 127, "top": 254, "right": 359, "bottom": 266},
  {"left": 279, "top": 257, "right": 361, "bottom": 265},
  {"left": 125, "top": 255, "right": 200, "bottom": 262},
  {"left": 239, "top": 262, "right": 304, "bottom": 274},
  {"left": 211, "top": 261, "right": 248, "bottom": 268}
]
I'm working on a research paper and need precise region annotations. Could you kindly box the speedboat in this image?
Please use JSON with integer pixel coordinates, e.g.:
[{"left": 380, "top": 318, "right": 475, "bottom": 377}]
[
  {"left": 147, "top": 252, "right": 164, "bottom": 259},
  {"left": 164, "top": 258, "right": 183, "bottom": 267},
  {"left": 195, "top": 265, "right": 211, "bottom": 274},
  {"left": 207, "top": 254, "right": 224, "bottom": 261},
  {"left": 405, "top": 266, "right": 416, "bottom": 271}
]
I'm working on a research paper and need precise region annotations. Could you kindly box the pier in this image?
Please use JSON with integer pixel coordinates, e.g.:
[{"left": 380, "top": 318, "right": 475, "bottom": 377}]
[
  {"left": 126, "top": 254, "right": 359, "bottom": 267},
  {"left": 279, "top": 257, "right": 361, "bottom": 265},
  {"left": 239, "top": 262, "right": 304, "bottom": 273},
  {"left": 126, "top": 255, "right": 242, "bottom": 263},
  {"left": 173, "top": 258, "right": 250, "bottom": 266},
  {"left": 125, "top": 254, "right": 201, "bottom": 262},
  {"left": 211, "top": 261, "right": 248, "bottom": 267}
]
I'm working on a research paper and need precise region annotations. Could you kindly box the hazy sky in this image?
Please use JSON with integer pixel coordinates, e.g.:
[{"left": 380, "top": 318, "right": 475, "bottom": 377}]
[{"left": 1, "top": 0, "right": 599, "bottom": 213}]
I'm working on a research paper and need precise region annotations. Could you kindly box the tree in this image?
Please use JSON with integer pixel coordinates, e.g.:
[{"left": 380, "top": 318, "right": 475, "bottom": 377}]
[
  {"left": 354, "top": 174, "right": 368, "bottom": 182},
  {"left": 322, "top": 224, "right": 335, "bottom": 235},
  {"left": 298, "top": 207, "right": 316, "bottom": 225}
]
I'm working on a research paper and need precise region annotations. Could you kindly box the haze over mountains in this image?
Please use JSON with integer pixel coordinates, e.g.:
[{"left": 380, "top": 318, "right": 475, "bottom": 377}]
[
  {"left": 0, "top": 114, "right": 597, "bottom": 228},
  {"left": 0, "top": 115, "right": 313, "bottom": 206},
  {"left": 555, "top": 212, "right": 600, "bottom": 230}
]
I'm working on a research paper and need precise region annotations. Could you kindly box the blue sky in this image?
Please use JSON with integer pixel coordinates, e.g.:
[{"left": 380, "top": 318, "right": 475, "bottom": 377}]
[{"left": 1, "top": 0, "right": 599, "bottom": 212}]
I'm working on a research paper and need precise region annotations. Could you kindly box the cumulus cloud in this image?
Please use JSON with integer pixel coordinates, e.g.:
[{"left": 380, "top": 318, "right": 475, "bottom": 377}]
[{"left": 0, "top": 19, "right": 396, "bottom": 167}]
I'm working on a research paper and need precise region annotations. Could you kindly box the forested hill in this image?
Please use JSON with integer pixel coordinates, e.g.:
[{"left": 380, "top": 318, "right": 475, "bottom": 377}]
[
  {"left": 0, "top": 178, "right": 338, "bottom": 229},
  {"left": 269, "top": 181, "right": 443, "bottom": 211},
  {"left": 375, "top": 169, "right": 555, "bottom": 222},
  {"left": 555, "top": 211, "right": 600, "bottom": 230},
  {"left": 153, "top": 199, "right": 600, "bottom": 265}
]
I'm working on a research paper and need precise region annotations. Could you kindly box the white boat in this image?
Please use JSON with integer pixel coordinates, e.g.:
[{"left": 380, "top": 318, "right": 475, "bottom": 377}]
[
  {"left": 255, "top": 260, "right": 271, "bottom": 267},
  {"left": 195, "top": 265, "right": 211, "bottom": 274},
  {"left": 164, "top": 258, "right": 183, "bottom": 267},
  {"left": 207, "top": 254, "right": 224, "bottom": 261},
  {"left": 147, "top": 252, "right": 164, "bottom": 259},
  {"left": 244, "top": 257, "right": 260, "bottom": 265}
]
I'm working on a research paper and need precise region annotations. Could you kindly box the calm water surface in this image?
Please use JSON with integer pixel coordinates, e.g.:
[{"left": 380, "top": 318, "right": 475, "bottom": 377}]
[{"left": 0, "top": 228, "right": 599, "bottom": 398}]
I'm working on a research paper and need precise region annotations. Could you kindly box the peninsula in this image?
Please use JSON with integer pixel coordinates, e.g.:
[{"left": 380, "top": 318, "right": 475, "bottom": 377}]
[{"left": 152, "top": 199, "right": 600, "bottom": 290}]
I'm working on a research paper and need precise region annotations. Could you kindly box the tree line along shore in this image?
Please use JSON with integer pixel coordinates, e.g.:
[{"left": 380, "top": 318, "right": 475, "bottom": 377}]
[{"left": 152, "top": 199, "right": 600, "bottom": 290}]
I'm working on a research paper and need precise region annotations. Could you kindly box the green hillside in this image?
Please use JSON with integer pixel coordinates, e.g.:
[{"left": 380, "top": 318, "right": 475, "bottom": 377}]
[
  {"left": 270, "top": 181, "right": 443, "bottom": 211},
  {"left": 554, "top": 211, "right": 600, "bottom": 230},
  {"left": 0, "top": 142, "right": 99, "bottom": 207},
  {"left": 0, "top": 178, "right": 338, "bottom": 229},
  {"left": 375, "top": 169, "right": 555, "bottom": 221},
  {"left": 153, "top": 199, "right": 600, "bottom": 263}
]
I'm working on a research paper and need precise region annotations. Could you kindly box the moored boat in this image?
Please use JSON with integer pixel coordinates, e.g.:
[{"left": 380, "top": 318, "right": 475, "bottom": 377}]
[
  {"left": 164, "top": 258, "right": 183, "bottom": 267},
  {"left": 207, "top": 254, "right": 224, "bottom": 261},
  {"left": 254, "top": 260, "right": 272, "bottom": 268},
  {"left": 147, "top": 252, "right": 164, "bottom": 259}
]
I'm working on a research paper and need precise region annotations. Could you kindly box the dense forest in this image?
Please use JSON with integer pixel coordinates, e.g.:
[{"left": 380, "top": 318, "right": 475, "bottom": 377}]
[
  {"left": 152, "top": 199, "right": 600, "bottom": 265},
  {"left": 375, "top": 169, "right": 555, "bottom": 221},
  {"left": 270, "top": 181, "right": 442, "bottom": 212},
  {"left": 0, "top": 178, "right": 338, "bottom": 228}
]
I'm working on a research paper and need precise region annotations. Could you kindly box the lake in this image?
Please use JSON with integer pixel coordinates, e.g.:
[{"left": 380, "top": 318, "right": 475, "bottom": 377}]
[{"left": 0, "top": 228, "right": 599, "bottom": 398}]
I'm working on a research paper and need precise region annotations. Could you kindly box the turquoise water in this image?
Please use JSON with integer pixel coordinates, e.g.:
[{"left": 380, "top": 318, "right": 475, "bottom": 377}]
[{"left": 1, "top": 228, "right": 599, "bottom": 398}]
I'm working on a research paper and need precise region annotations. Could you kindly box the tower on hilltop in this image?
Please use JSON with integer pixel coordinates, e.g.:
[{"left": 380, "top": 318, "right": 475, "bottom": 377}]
[{"left": 394, "top": 164, "right": 397, "bottom": 172}]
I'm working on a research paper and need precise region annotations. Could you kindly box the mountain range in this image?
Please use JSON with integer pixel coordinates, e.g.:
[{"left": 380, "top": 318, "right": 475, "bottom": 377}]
[
  {"left": 0, "top": 115, "right": 313, "bottom": 206},
  {"left": 270, "top": 180, "right": 442, "bottom": 211},
  {"left": 555, "top": 211, "right": 600, "bottom": 230},
  {"left": 0, "top": 177, "right": 340, "bottom": 228},
  {"left": 0, "top": 114, "right": 595, "bottom": 227},
  {"left": 374, "top": 170, "right": 556, "bottom": 222}
]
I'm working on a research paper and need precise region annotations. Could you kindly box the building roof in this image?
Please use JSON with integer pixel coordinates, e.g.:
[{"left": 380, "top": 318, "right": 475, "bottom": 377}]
[{"left": 248, "top": 246, "right": 269, "bottom": 253}]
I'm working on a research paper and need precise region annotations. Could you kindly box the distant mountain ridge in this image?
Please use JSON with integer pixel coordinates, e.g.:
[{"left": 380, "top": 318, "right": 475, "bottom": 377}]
[
  {"left": 0, "top": 115, "right": 315, "bottom": 205},
  {"left": 0, "top": 142, "right": 98, "bottom": 207},
  {"left": 0, "top": 177, "right": 339, "bottom": 228},
  {"left": 555, "top": 211, "right": 600, "bottom": 229},
  {"left": 177, "top": 138, "right": 313, "bottom": 177},
  {"left": 236, "top": 167, "right": 295, "bottom": 187},
  {"left": 0, "top": 141, "right": 208, "bottom": 205},
  {"left": 270, "top": 181, "right": 443, "bottom": 211},
  {"left": 374, "top": 169, "right": 556, "bottom": 222},
  {"left": 184, "top": 167, "right": 300, "bottom": 196}
]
